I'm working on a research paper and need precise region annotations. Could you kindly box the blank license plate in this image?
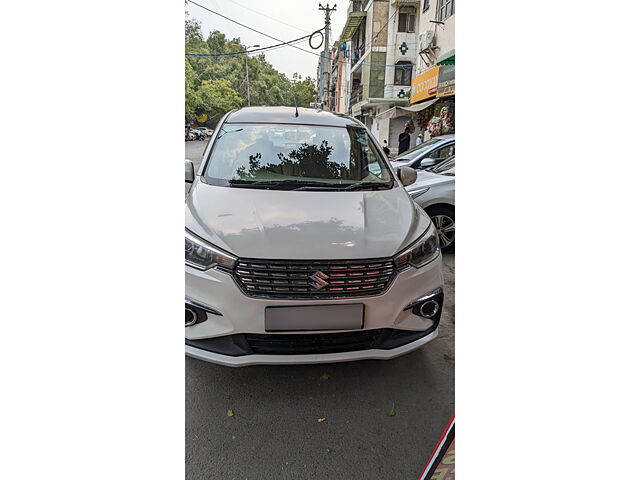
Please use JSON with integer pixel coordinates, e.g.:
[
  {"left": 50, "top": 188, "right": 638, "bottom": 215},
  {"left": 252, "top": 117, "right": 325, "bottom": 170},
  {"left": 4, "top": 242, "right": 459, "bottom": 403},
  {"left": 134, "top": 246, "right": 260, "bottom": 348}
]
[{"left": 265, "top": 304, "right": 364, "bottom": 332}]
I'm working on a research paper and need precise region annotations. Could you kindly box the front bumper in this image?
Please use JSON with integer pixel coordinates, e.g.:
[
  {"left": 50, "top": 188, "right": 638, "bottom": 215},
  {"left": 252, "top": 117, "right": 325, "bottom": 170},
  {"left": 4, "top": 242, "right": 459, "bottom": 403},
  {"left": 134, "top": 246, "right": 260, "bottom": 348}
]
[
  {"left": 185, "top": 254, "right": 444, "bottom": 366},
  {"left": 186, "top": 329, "right": 438, "bottom": 367}
]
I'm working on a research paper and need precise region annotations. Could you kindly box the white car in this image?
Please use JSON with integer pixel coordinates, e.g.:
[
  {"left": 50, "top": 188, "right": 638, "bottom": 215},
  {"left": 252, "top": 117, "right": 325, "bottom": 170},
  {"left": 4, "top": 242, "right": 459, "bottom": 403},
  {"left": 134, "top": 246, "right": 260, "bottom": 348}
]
[
  {"left": 406, "top": 156, "right": 455, "bottom": 252},
  {"left": 186, "top": 130, "right": 197, "bottom": 141},
  {"left": 185, "top": 106, "right": 444, "bottom": 367},
  {"left": 195, "top": 126, "right": 213, "bottom": 137},
  {"left": 391, "top": 134, "right": 455, "bottom": 170}
]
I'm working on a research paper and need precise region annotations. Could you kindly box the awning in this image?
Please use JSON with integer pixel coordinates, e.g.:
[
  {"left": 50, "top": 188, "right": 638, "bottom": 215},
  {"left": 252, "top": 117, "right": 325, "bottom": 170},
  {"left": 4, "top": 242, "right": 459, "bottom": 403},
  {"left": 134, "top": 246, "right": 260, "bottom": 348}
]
[
  {"left": 375, "top": 106, "right": 398, "bottom": 120},
  {"left": 366, "top": 98, "right": 409, "bottom": 106},
  {"left": 398, "top": 97, "right": 440, "bottom": 113},
  {"left": 339, "top": 11, "right": 366, "bottom": 42},
  {"left": 436, "top": 49, "right": 455, "bottom": 65},
  {"left": 375, "top": 98, "right": 438, "bottom": 120}
]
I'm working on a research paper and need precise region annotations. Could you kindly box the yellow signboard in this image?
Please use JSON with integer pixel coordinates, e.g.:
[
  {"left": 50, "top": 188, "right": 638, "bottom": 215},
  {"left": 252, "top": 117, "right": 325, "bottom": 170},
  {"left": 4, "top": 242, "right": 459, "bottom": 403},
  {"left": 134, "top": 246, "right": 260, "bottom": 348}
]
[{"left": 410, "top": 66, "right": 441, "bottom": 104}]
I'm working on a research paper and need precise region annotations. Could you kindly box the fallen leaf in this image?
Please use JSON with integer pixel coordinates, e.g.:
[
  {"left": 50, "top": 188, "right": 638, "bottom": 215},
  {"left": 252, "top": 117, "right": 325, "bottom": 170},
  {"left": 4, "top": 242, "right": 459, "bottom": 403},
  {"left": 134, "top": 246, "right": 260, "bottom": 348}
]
[
  {"left": 319, "top": 373, "right": 330, "bottom": 381},
  {"left": 317, "top": 417, "right": 326, "bottom": 422},
  {"left": 227, "top": 409, "right": 234, "bottom": 417},
  {"left": 387, "top": 402, "right": 396, "bottom": 417}
]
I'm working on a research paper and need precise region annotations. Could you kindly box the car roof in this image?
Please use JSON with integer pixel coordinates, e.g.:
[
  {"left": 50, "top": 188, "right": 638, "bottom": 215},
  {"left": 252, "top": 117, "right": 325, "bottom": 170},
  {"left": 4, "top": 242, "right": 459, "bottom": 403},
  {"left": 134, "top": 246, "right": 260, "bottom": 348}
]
[
  {"left": 433, "top": 134, "right": 455, "bottom": 141},
  {"left": 225, "top": 106, "right": 363, "bottom": 127}
]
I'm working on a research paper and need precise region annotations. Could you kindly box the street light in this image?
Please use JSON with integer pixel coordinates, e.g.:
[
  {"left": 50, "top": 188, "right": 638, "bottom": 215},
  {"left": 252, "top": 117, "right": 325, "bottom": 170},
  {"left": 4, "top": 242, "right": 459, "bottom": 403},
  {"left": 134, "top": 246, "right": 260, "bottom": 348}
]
[{"left": 230, "top": 43, "right": 260, "bottom": 107}]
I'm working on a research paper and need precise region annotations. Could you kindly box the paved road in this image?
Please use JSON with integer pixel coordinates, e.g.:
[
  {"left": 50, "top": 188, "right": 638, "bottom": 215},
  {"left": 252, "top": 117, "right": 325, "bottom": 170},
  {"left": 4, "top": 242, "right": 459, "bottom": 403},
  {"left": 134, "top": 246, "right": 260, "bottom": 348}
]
[
  {"left": 185, "top": 139, "right": 209, "bottom": 173},
  {"left": 185, "top": 140, "right": 454, "bottom": 480}
]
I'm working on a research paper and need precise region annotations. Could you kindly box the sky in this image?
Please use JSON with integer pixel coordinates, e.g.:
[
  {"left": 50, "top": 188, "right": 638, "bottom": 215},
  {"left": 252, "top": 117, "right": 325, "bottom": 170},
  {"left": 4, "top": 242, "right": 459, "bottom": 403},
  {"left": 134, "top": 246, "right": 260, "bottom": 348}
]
[{"left": 185, "top": 0, "right": 351, "bottom": 80}]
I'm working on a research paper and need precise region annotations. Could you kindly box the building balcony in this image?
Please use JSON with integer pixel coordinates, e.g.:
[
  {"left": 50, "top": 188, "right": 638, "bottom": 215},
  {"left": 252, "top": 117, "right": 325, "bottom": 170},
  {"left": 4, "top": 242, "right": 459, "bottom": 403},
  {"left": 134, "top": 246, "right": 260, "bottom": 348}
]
[
  {"left": 350, "top": 85, "right": 363, "bottom": 107},
  {"left": 339, "top": 10, "right": 366, "bottom": 42}
]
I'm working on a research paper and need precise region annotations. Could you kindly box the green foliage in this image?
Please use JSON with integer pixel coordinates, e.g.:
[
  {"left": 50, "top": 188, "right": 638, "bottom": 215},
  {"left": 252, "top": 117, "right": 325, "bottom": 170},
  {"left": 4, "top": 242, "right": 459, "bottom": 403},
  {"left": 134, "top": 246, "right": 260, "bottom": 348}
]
[
  {"left": 197, "top": 79, "right": 244, "bottom": 121},
  {"left": 185, "top": 18, "right": 318, "bottom": 125}
]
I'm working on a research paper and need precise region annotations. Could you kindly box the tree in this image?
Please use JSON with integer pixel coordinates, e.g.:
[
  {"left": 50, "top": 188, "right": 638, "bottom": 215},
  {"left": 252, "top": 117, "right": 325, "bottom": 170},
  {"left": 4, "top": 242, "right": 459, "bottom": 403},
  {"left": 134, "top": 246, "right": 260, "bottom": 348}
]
[
  {"left": 184, "top": 18, "right": 318, "bottom": 124},
  {"left": 185, "top": 60, "right": 198, "bottom": 121},
  {"left": 195, "top": 79, "right": 243, "bottom": 124}
]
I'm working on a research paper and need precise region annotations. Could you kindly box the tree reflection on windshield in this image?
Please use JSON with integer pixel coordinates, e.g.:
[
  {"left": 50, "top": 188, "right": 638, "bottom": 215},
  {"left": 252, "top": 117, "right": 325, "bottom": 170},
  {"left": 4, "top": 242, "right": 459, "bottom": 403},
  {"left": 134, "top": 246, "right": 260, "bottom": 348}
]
[{"left": 235, "top": 140, "right": 351, "bottom": 181}]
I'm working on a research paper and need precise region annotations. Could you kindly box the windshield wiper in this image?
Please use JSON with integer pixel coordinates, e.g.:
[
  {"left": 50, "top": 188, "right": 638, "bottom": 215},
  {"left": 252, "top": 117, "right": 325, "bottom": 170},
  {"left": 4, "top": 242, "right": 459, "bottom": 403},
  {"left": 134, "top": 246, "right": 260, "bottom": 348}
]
[
  {"left": 342, "top": 181, "right": 392, "bottom": 191},
  {"left": 216, "top": 127, "right": 243, "bottom": 140},
  {"left": 229, "top": 179, "right": 338, "bottom": 190}
]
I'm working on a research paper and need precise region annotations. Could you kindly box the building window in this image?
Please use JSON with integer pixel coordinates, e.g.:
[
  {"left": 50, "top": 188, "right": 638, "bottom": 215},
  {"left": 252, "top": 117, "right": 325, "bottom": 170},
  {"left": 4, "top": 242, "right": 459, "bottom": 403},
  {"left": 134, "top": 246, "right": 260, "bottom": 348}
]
[
  {"left": 398, "top": 6, "right": 416, "bottom": 33},
  {"left": 439, "top": 0, "right": 455, "bottom": 21},
  {"left": 394, "top": 61, "right": 413, "bottom": 85},
  {"left": 423, "top": 0, "right": 430, "bottom": 13}
]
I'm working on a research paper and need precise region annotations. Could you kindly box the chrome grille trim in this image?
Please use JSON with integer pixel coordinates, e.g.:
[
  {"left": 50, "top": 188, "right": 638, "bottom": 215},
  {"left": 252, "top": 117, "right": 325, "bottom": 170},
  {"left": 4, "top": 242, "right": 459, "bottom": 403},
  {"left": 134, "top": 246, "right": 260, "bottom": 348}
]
[{"left": 233, "top": 258, "right": 397, "bottom": 299}]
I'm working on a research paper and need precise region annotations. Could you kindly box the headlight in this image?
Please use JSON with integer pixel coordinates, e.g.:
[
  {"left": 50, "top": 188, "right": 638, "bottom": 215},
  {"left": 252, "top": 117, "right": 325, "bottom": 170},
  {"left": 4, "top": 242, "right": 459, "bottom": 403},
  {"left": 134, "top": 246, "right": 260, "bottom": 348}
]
[
  {"left": 408, "top": 186, "right": 431, "bottom": 199},
  {"left": 393, "top": 222, "right": 440, "bottom": 268},
  {"left": 185, "top": 230, "right": 238, "bottom": 271}
]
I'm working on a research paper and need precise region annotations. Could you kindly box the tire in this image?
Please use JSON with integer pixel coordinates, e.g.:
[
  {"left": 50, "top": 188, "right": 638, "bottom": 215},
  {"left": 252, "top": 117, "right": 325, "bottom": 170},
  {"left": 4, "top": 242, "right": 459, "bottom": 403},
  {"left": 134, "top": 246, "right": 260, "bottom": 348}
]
[{"left": 426, "top": 205, "right": 455, "bottom": 253}]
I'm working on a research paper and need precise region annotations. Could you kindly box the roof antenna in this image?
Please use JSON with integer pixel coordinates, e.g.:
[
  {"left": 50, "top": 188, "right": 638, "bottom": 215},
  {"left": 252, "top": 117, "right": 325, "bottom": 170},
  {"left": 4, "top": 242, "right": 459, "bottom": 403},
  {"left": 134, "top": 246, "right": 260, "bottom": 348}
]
[{"left": 292, "top": 75, "right": 299, "bottom": 117}]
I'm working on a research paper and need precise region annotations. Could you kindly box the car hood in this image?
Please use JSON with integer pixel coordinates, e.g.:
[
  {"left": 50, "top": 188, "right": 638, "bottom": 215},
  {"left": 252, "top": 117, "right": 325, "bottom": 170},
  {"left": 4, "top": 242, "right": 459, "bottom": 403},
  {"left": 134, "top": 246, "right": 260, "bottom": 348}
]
[
  {"left": 406, "top": 170, "right": 454, "bottom": 191},
  {"left": 185, "top": 180, "right": 431, "bottom": 260}
]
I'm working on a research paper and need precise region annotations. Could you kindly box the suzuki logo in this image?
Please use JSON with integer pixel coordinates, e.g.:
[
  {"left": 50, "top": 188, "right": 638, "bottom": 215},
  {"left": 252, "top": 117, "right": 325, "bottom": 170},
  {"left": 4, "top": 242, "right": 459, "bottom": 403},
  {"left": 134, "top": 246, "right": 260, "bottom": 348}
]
[{"left": 309, "top": 270, "right": 330, "bottom": 290}]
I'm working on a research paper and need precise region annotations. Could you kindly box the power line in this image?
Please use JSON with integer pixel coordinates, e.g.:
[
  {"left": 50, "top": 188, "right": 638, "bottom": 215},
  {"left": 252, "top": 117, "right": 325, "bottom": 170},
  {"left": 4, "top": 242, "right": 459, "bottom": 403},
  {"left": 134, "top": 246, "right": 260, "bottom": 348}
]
[
  {"left": 222, "top": 0, "right": 309, "bottom": 34},
  {"left": 186, "top": 1, "right": 418, "bottom": 68},
  {"left": 186, "top": 35, "right": 311, "bottom": 58},
  {"left": 187, "top": 0, "right": 322, "bottom": 57}
]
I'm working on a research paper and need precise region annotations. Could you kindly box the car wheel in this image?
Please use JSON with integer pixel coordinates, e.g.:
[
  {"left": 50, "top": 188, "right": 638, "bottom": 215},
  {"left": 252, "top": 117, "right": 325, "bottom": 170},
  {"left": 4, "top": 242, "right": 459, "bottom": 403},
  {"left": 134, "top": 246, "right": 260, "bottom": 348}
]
[{"left": 427, "top": 205, "right": 455, "bottom": 253}]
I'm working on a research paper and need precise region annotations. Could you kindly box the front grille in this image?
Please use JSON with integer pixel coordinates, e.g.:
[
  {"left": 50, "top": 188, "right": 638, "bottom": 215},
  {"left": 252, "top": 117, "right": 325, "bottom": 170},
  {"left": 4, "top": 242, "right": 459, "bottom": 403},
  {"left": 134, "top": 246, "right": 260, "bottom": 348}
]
[
  {"left": 245, "top": 330, "right": 382, "bottom": 354},
  {"left": 234, "top": 258, "right": 396, "bottom": 299}
]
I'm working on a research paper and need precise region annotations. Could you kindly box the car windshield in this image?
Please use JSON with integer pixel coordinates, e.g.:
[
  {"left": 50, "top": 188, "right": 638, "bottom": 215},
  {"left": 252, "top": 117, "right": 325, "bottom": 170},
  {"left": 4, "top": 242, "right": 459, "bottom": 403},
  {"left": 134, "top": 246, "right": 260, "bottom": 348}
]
[
  {"left": 203, "top": 123, "right": 394, "bottom": 190},
  {"left": 432, "top": 156, "right": 455, "bottom": 174},
  {"left": 394, "top": 138, "right": 443, "bottom": 161}
]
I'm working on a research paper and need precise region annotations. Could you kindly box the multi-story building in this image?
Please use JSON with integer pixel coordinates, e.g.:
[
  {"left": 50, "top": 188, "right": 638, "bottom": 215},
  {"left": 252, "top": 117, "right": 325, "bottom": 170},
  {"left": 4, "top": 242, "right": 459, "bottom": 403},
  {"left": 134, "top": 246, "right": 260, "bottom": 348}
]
[
  {"left": 331, "top": 0, "right": 455, "bottom": 153},
  {"left": 409, "top": 0, "right": 455, "bottom": 137},
  {"left": 328, "top": 43, "right": 350, "bottom": 114},
  {"left": 330, "top": 0, "right": 419, "bottom": 154}
]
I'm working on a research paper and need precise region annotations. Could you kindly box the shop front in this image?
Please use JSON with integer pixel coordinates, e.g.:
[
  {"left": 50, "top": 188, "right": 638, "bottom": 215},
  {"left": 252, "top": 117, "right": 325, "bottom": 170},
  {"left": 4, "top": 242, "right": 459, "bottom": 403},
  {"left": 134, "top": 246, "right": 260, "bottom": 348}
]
[
  {"left": 427, "top": 64, "right": 455, "bottom": 137},
  {"left": 408, "top": 64, "right": 455, "bottom": 141}
]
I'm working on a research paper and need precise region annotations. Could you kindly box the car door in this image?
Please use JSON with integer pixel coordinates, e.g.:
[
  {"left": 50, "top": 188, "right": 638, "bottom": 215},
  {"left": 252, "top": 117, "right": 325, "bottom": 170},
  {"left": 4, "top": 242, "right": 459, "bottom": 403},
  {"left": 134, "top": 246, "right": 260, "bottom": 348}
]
[
  {"left": 414, "top": 142, "right": 454, "bottom": 169},
  {"left": 427, "top": 142, "right": 455, "bottom": 164}
]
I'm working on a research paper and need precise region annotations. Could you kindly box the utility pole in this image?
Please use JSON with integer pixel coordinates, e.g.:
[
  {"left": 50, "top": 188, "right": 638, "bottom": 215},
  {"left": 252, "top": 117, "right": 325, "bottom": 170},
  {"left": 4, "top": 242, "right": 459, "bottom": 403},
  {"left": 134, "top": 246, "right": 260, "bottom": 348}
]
[
  {"left": 244, "top": 55, "right": 251, "bottom": 106},
  {"left": 231, "top": 43, "right": 259, "bottom": 107},
  {"left": 318, "top": 3, "right": 336, "bottom": 111}
]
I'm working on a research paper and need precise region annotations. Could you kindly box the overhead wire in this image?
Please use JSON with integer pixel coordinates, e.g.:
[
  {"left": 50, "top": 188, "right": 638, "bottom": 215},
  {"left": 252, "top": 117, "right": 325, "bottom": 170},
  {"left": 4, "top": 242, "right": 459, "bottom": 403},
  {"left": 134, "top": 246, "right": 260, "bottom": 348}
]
[
  {"left": 222, "top": 0, "right": 309, "bottom": 34},
  {"left": 186, "top": 35, "right": 311, "bottom": 58},
  {"left": 186, "top": 0, "right": 323, "bottom": 57},
  {"left": 186, "top": 0, "right": 419, "bottom": 68}
]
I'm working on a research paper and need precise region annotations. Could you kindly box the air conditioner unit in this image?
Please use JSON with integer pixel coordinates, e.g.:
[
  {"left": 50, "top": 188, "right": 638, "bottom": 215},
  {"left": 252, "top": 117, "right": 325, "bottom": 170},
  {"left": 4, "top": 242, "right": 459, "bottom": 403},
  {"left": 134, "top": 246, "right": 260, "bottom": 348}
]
[{"left": 419, "top": 31, "right": 435, "bottom": 52}]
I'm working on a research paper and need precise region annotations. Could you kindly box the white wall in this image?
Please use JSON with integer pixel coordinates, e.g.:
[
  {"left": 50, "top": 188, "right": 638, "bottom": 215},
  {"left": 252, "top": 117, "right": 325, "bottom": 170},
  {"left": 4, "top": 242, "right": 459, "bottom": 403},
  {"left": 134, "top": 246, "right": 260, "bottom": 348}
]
[
  {"left": 384, "top": 3, "right": 419, "bottom": 98},
  {"left": 415, "top": 5, "right": 455, "bottom": 75}
]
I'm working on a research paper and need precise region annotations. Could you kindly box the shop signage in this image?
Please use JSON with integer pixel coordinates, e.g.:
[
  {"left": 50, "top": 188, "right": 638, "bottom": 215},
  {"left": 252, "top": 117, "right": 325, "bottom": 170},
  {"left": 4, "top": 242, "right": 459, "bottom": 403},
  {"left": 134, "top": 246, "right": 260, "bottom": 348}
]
[
  {"left": 437, "top": 65, "right": 455, "bottom": 98},
  {"left": 410, "top": 66, "right": 441, "bottom": 104}
]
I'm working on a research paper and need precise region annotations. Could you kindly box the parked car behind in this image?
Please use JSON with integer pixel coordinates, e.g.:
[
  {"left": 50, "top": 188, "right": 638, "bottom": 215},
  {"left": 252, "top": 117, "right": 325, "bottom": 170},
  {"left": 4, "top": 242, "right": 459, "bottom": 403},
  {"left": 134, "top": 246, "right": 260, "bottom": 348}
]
[
  {"left": 185, "top": 106, "right": 445, "bottom": 367},
  {"left": 391, "top": 134, "right": 455, "bottom": 170},
  {"left": 195, "top": 126, "right": 213, "bottom": 138},
  {"left": 405, "top": 156, "right": 455, "bottom": 252}
]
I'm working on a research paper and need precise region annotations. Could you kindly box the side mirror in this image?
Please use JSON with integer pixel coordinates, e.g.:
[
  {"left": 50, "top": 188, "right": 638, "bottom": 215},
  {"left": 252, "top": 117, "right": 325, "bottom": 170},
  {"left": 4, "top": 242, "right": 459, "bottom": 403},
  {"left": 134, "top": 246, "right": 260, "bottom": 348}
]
[
  {"left": 185, "top": 159, "right": 195, "bottom": 183},
  {"left": 397, "top": 166, "right": 417, "bottom": 187},
  {"left": 420, "top": 158, "right": 435, "bottom": 169}
]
